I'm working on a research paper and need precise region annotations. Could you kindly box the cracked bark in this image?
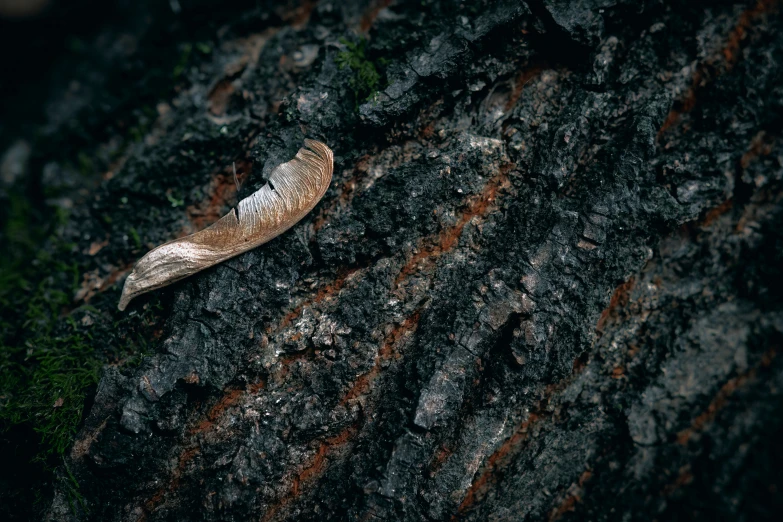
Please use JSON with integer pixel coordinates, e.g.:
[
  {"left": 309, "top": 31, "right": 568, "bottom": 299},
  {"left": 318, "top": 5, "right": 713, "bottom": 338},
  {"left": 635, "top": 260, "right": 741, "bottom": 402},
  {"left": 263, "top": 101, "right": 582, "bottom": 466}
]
[{"left": 2, "top": 0, "right": 782, "bottom": 521}]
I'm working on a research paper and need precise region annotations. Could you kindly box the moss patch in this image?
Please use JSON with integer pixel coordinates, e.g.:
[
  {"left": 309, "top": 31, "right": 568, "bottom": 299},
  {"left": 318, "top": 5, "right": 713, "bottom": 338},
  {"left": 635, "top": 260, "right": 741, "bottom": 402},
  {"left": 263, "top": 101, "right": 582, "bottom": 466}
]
[
  {"left": 336, "top": 37, "right": 388, "bottom": 106},
  {"left": 0, "top": 197, "right": 101, "bottom": 460}
]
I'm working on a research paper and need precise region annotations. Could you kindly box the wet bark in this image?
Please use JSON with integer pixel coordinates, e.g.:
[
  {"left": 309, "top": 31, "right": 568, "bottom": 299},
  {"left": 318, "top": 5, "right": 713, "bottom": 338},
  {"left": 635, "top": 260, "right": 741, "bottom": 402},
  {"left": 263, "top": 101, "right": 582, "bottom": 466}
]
[{"left": 3, "top": 0, "right": 783, "bottom": 520}]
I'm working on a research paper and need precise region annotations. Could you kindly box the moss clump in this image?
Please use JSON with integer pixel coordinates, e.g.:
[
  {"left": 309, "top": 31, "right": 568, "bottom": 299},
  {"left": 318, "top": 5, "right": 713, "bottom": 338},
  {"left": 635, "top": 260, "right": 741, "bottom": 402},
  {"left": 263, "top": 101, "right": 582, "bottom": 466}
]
[
  {"left": 0, "top": 189, "right": 100, "bottom": 461},
  {"left": 336, "top": 37, "right": 387, "bottom": 105},
  {"left": 0, "top": 256, "right": 101, "bottom": 459},
  {"left": 0, "top": 331, "right": 100, "bottom": 458}
]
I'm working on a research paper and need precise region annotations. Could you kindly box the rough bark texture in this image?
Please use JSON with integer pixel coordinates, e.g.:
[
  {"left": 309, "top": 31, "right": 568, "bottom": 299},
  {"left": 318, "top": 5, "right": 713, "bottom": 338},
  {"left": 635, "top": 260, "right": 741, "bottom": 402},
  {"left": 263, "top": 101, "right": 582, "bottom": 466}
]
[{"left": 2, "top": 0, "right": 783, "bottom": 520}]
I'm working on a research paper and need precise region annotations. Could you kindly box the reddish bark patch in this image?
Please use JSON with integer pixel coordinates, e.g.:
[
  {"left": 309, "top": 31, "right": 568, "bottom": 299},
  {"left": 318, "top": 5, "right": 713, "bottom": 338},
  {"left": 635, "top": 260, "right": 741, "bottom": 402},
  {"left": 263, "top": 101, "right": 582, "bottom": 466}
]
[
  {"left": 185, "top": 161, "right": 247, "bottom": 230},
  {"left": 260, "top": 425, "right": 358, "bottom": 522},
  {"left": 658, "top": 0, "right": 778, "bottom": 138},
  {"left": 208, "top": 80, "right": 236, "bottom": 116},
  {"left": 677, "top": 347, "right": 777, "bottom": 445},
  {"left": 144, "top": 447, "right": 201, "bottom": 515},
  {"left": 257, "top": 311, "right": 422, "bottom": 520},
  {"left": 340, "top": 311, "right": 421, "bottom": 406},
  {"left": 143, "top": 380, "right": 265, "bottom": 515},
  {"left": 699, "top": 198, "right": 734, "bottom": 228},
  {"left": 70, "top": 418, "right": 108, "bottom": 461},
  {"left": 191, "top": 380, "right": 266, "bottom": 436},
  {"left": 273, "top": 267, "right": 359, "bottom": 333},
  {"left": 359, "top": 0, "right": 393, "bottom": 32},
  {"left": 186, "top": 160, "right": 251, "bottom": 232},
  {"left": 455, "top": 364, "right": 591, "bottom": 516},
  {"left": 740, "top": 130, "right": 774, "bottom": 170},
  {"left": 455, "top": 412, "right": 542, "bottom": 515},
  {"left": 394, "top": 163, "right": 515, "bottom": 288},
  {"left": 548, "top": 469, "right": 593, "bottom": 522},
  {"left": 279, "top": 0, "right": 317, "bottom": 29},
  {"left": 595, "top": 277, "right": 635, "bottom": 335},
  {"left": 660, "top": 465, "right": 694, "bottom": 497},
  {"left": 429, "top": 444, "right": 454, "bottom": 475},
  {"left": 505, "top": 65, "right": 544, "bottom": 111}
]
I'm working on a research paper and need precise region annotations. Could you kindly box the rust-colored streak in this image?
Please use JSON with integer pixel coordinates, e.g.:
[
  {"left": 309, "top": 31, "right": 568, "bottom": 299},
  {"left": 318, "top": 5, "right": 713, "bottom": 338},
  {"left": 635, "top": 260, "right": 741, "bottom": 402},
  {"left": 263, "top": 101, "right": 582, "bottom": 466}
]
[
  {"left": 340, "top": 311, "right": 421, "bottom": 406},
  {"left": 258, "top": 309, "right": 421, "bottom": 520},
  {"left": 359, "top": 0, "right": 393, "bottom": 32},
  {"left": 311, "top": 160, "right": 371, "bottom": 233},
  {"left": 699, "top": 198, "right": 734, "bottom": 228},
  {"left": 186, "top": 160, "right": 251, "bottom": 232},
  {"left": 143, "top": 381, "right": 265, "bottom": 517},
  {"left": 658, "top": 0, "right": 778, "bottom": 138},
  {"left": 313, "top": 141, "right": 427, "bottom": 234},
  {"left": 660, "top": 465, "right": 694, "bottom": 497},
  {"left": 677, "top": 347, "right": 777, "bottom": 445},
  {"left": 455, "top": 413, "right": 542, "bottom": 515},
  {"left": 144, "top": 447, "right": 201, "bottom": 514},
  {"left": 143, "top": 268, "right": 358, "bottom": 511},
  {"left": 394, "top": 163, "right": 514, "bottom": 288},
  {"left": 208, "top": 80, "right": 236, "bottom": 116},
  {"left": 595, "top": 277, "right": 635, "bottom": 334},
  {"left": 259, "top": 426, "right": 358, "bottom": 522},
  {"left": 274, "top": 267, "right": 358, "bottom": 333},
  {"left": 190, "top": 380, "right": 265, "bottom": 436},
  {"left": 70, "top": 418, "right": 109, "bottom": 461},
  {"left": 430, "top": 444, "right": 454, "bottom": 475},
  {"left": 454, "top": 364, "right": 592, "bottom": 517},
  {"left": 740, "top": 130, "right": 774, "bottom": 170},
  {"left": 699, "top": 131, "right": 777, "bottom": 233},
  {"left": 548, "top": 470, "right": 593, "bottom": 522},
  {"left": 505, "top": 65, "right": 544, "bottom": 111},
  {"left": 279, "top": 0, "right": 317, "bottom": 29}
]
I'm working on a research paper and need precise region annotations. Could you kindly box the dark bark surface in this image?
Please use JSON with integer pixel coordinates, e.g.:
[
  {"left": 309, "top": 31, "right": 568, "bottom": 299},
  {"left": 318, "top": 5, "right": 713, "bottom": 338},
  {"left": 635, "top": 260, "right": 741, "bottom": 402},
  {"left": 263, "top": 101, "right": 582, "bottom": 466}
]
[{"left": 1, "top": 0, "right": 782, "bottom": 521}]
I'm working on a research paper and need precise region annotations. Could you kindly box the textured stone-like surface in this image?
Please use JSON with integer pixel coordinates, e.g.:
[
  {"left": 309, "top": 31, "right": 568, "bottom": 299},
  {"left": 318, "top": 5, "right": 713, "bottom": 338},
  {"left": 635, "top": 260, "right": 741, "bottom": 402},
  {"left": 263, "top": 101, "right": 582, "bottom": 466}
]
[{"left": 2, "top": 0, "right": 781, "bottom": 521}]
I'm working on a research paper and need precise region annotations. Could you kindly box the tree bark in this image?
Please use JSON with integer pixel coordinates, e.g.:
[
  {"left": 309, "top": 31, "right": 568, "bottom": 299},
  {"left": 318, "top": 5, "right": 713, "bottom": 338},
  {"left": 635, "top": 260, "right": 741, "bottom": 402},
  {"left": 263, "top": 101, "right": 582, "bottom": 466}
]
[{"left": 3, "top": 0, "right": 783, "bottom": 520}]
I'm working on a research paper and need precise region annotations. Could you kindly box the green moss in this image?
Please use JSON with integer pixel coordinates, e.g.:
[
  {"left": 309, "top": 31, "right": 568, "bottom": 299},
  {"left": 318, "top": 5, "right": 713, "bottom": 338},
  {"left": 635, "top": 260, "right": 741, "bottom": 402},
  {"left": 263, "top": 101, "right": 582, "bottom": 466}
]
[
  {"left": 1, "top": 333, "right": 100, "bottom": 458},
  {"left": 166, "top": 191, "right": 185, "bottom": 208},
  {"left": 0, "top": 188, "right": 100, "bottom": 462},
  {"left": 196, "top": 41, "right": 212, "bottom": 55},
  {"left": 0, "top": 248, "right": 100, "bottom": 459},
  {"left": 128, "top": 227, "right": 142, "bottom": 249},
  {"left": 336, "top": 37, "right": 387, "bottom": 106}
]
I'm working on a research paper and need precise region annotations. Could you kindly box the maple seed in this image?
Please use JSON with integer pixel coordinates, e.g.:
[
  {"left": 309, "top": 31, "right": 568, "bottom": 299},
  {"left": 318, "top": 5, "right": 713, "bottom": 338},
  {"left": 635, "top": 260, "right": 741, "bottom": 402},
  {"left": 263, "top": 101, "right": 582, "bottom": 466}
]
[{"left": 118, "top": 139, "right": 334, "bottom": 311}]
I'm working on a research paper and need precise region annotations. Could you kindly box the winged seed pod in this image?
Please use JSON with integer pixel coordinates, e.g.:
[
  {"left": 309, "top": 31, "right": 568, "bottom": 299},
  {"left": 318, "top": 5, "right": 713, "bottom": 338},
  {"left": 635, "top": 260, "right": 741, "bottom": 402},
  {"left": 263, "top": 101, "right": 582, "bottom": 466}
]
[{"left": 118, "top": 139, "right": 333, "bottom": 311}]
